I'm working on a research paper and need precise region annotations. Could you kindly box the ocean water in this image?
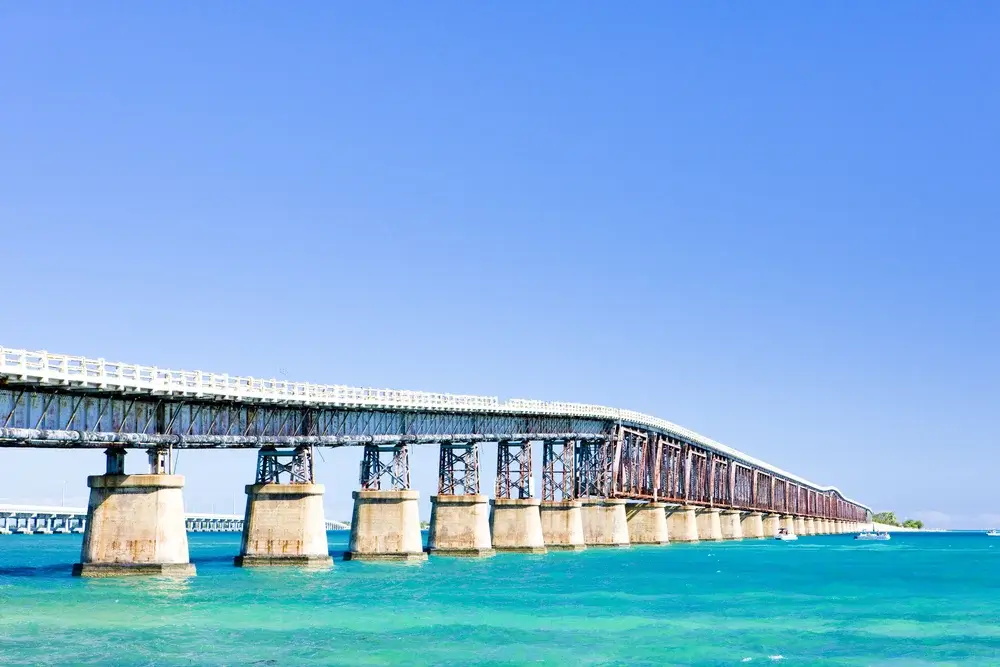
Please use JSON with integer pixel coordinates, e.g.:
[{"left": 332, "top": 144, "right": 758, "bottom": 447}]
[{"left": 1, "top": 532, "right": 999, "bottom": 666}]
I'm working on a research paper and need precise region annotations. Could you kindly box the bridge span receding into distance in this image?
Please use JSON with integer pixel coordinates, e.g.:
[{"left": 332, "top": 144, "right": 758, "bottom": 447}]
[{"left": 0, "top": 346, "right": 871, "bottom": 576}]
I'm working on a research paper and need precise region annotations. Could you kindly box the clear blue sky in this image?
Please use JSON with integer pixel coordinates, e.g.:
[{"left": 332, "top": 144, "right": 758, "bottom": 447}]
[{"left": 2, "top": 3, "right": 997, "bottom": 527}]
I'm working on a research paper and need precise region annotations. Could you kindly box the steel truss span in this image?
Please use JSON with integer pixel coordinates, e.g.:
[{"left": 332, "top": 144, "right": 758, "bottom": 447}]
[{"left": 0, "top": 346, "right": 870, "bottom": 520}]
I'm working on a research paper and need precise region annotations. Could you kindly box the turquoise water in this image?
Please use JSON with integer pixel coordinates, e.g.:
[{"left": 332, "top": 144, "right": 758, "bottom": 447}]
[{"left": 2, "top": 532, "right": 999, "bottom": 666}]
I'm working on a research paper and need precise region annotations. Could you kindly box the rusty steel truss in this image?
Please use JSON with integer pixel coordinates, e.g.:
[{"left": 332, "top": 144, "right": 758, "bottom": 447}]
[
  {"left": 360, "top": 444, "right": 410, "bottom": 491},
  {"left": 255, "top": 445, "right": 315, "bottom": 484},
  {"left": 0, "top": 385, "right": 869, "bottom": 520},
  {"left": 438, "top": 442, "right": 481, "bottom": 495}
]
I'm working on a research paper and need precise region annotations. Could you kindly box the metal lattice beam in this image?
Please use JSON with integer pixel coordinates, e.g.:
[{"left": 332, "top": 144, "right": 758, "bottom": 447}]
[
  {"left": 255, "top": 445, "right": 314, "bottom": 484},
  {"left": 360, "top": 444, "right": 410, "bottom": 491},
  {"left": 541, "top": 439, "right": 575, "bottom": 501},
  {"left": 438, "top": 442, "right": 480, "bottom": 495},
  {"left": 495, "top": 440, "right": 533, "bottom": 499}
]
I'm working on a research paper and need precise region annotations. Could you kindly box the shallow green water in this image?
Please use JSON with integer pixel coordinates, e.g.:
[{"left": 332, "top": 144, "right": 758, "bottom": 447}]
[{"left": 1, "top": 531, "right": 998, "bottom": 665}]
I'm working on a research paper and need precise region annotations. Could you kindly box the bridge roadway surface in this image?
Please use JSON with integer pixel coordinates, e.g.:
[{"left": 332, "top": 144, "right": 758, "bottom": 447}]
[{"left": 0, "top": 346, "right": 869, "bottom": 522}]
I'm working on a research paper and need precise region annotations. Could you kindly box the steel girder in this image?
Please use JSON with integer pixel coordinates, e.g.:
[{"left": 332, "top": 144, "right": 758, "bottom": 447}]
[
  {"left": 438, "top": 442, "right": 480, "bottom": 495},
  {"left": 0, "top": 387, "right": 869, "bottom": 520}
]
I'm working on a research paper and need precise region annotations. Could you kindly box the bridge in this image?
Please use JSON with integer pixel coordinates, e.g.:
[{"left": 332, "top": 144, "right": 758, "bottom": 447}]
[
  {"left": 0, "top": 346, "right": 870, "bottom": 575},
  {"left": 0, "top": 504, "right": 349, "bottom": 534}
]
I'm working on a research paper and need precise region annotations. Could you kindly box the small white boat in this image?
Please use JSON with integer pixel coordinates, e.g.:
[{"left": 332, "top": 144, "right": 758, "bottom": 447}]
[
  {"left": 855, "top": 529, "right": 891, "bottom": 541},
  {"left": 775, "top": 527, "right": 798, "bottom": 541},
  {"left": 986, "top": 530, "right": 1000, "bottom": 537}
]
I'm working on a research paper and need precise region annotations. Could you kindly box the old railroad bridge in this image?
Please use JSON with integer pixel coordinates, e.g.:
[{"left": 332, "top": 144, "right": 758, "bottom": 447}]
[{"left": 0, "top": 346, "right": 871, "bottom": 576}]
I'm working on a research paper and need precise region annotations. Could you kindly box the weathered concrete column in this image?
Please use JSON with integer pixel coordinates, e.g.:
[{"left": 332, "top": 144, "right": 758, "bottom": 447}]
[
  {"left": 794, "top": 516, "right": 807, "bottom": 535},
  {"left": 427, "top": 443, "right": 494, "bottom": 557},
  {"left": 781, "top": 515, "right": 795, "bottom": 534},
  {"left": 740, "top": 511, "right": 764, "bottom": 538},
  {"left": 346, "top": 444, "right": 426, "bottom": 561},
  {"left": 427, "top": 495, "right": 494, "bottom": 557},
  {"left": 346, "top": 489, "right": 426, "bottom": 561},
  {"left": 236, "top": 483, "right": 332, "bottom": 567},
  {"left": 666, "top": 506, "right": 699, "bottom": 542},
  {"left": 803, "top": 518, "right": 816, "bottom": 535},
  {"left": 74, "top": 448, "right": 194, "bottom": 577},
  {"left": 696, "top": 507, "right": 723, "bottom": 541},
  {"left": 625, "top": 502, "right": 669, "bottom": 545},
  {"left": 762, "top": 513, "right": 782, "bottom": 537},
  {"left": 720, "top": 510, "right": 743, "bottom": 540},
  {"left": 581, "top": 498, "right": 630, "bottom": 547},
  {"left": 490, "top": 498, "right": 546, "bottom": 553},
  {"left": 491, "top": 440, "right": 546, "bottom": 553},
  {"left": 539, "top": 500, "right": 586, "bottom": 550}
]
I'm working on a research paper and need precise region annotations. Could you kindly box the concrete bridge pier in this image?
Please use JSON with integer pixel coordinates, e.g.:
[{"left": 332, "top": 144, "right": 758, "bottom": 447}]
[
  {"left": 803, "top": 518, "right": 816, "bottom": 535},
  {"left": 489, "top": 441, "right": 546, "bottom": 553},
  {"left": 696, "top": 507, "right": 723, "bottom": 541},
  {"left": 235, "top": 446, "right": 331, "bottom": 567},
  {"left": 720, "top": 510, "right": 743, "bottom": 540},
  {"left": 794, "top": 516, "right": 807, "bottom": 535},
  {"left": 537, "top": 440, "right": 585, "bottom": 550},
  {"left": 540, "top": 500, "right": 586, "bottom": 550},
  {"left": 625, "top": 502, "right": 669, "bottom": 545},
  {"left": 665, "top": 506, "right": 698, "bottom": 542},
  {"left": 762, "top": 513, "right": 781, "bottom": 537},
  {"left": 73, "top": 447, "right": 195, "bottom": 577},
  {"left": 781, "top": 515, "right": 795, "bottom": 534},
  {"left": 581, "top": 498, "right": 630, "bottom": 547},
  {"left": 740, "top": 511, "right": 764, "bottom": 538},
  {"left": 427, "top": 443, "right": 494, "bottom": 557},
  {"left": 346, "top": 444, "right": 427, "bottom": 561}
]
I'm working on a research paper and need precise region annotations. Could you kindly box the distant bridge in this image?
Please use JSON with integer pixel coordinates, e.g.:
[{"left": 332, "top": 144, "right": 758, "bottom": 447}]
[{"left": 0, "top": 503, "right": 349, "bottom": 534}]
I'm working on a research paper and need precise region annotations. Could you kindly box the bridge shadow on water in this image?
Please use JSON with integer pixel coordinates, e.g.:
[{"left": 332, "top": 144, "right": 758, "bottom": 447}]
[{"left": 0, "top": 562, "right": 75, "bottom": 578}]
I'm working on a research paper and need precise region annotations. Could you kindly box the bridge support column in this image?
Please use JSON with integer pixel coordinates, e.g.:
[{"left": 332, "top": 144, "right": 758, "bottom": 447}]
[
  {"left": 803, "top": 518, "right": 816, "bottom": 535},
  {"left": 762, "top": 513, "right": 781, "bottom": 537},
  {"left": 580, "top": 498, "right": 630, "bottom": 547},
  {"left": 346, "top": 445, "right": 426, "bottom": 561},
  {"left": 666, "top": 506, "right": 699, "bottom": 542},
  {"left": 540, "top": 501, "right": 586, "bottom": 550},
  {"left": 490, "top": 441, "right": 546, "bottom": 553},
  {"left": 720, "top": 510, "right": 743, "bottom": 540},
  {"left": 740, "top": 511, "right": 764, "bottom": 538},
  {"left": 73, "top": 448, "right": 194, "bottom": 577},
  {"left": 537, "top": 440, "right": 584, "bottom": 550},
  {"left": 794, "top": 516, "right": 807, "bottom": 535},
  {"left": 696, "top": 507, "right": 723, "bottom": 541},
  {"left": 236, "top": 446, "right": 331, "bottom": 567},
  {"left": 428, "top": 495, "right": 493, "bottom": 556},
  {"left": 427, "top": 443, "right": 494, "bottom": 557},
  {"left": 491, "top": 498, "right": 546, "bottom": 552},
  {"left": 625, "top": 502, "right": 668, "bottom": 545},
  {"left": 781, "top": 515, "right": 795, "bottom": 534}
]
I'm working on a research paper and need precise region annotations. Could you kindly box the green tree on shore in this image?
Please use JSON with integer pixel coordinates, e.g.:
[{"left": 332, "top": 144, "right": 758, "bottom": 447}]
[
  {"left": 873, "top": 511, "right": 923, "bottom": 529},
  {"left": 873, "top": 511, "right": 899, "bottom": 526}
]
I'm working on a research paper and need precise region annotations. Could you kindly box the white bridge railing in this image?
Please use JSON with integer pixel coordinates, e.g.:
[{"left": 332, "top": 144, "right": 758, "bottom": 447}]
[{"left": 0, "top": 346, "right": 869, "bottom": 510}]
